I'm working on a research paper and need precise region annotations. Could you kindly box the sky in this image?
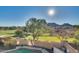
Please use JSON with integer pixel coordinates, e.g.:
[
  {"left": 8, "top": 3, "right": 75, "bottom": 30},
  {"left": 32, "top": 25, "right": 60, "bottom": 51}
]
[{"left": 0, "top": 6, "right": 79, "bottom": 26}]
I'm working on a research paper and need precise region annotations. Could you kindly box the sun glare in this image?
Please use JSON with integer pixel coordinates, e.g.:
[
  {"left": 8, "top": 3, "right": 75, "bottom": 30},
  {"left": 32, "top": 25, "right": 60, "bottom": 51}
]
[{"left": 48, "top": 9, "right": 55, "bottom": 16}]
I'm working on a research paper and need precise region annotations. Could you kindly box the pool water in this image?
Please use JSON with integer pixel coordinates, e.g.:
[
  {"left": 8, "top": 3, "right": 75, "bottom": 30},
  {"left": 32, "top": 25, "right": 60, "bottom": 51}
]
[
  {"left": 8, "top": 48, "right": 42, "bottom": 53},
  {"left": 12, "top": 49, "right": 33, "bottom": 53}
]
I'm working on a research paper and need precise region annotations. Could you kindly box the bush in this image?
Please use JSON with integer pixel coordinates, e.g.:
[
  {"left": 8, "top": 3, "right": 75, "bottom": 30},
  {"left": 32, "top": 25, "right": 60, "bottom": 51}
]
[
  {"left": 14, "top": 29, "right": 24, "bottom": 38},
  {"left": 75, "top": 34, "right": 79, "bottom": 40},
  {"left": 3, "top": 37, "right": 17, "bottom": 47}
]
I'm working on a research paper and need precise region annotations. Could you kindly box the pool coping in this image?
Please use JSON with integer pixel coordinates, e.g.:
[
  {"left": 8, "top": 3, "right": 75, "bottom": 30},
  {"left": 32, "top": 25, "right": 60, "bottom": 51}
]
[{"left": 0, "top": 46, "right": 49, "bottom": 53}]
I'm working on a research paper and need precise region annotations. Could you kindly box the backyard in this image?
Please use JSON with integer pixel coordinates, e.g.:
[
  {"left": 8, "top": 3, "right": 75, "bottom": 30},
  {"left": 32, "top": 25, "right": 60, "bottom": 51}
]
[
  {"left": 0, "top": 6, "right": 79, "bottom": 53},
  {"left": 0, "top": 30, "right": 78, "bottom": 43}
]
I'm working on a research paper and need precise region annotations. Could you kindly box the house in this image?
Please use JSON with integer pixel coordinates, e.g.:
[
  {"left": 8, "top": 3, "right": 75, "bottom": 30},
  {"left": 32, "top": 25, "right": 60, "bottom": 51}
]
[{"left": 49, "top": 23, "right": 75, "bottom": 38}]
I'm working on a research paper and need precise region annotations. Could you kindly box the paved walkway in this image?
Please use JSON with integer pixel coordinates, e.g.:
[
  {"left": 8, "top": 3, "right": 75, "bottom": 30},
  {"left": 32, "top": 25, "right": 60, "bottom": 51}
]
[{"left": 53, "top": 47, "right": 64, "bottom": 53}]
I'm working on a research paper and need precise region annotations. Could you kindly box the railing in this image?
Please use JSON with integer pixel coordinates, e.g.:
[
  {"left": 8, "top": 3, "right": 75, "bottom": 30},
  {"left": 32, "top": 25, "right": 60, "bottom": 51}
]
[{"left": 64, "top": 42, "right": 78, "bottom": 53}]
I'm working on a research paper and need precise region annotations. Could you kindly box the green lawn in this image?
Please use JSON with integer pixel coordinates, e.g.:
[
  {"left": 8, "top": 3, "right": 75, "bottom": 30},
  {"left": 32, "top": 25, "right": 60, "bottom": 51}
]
[
  {"left": 0, "top": 30, "right": 15, "bottom": 36},
  {"left": 25, "top": 35, "right": 77, "bottom": 43},
  {"left": 0, "top": 30, "right": 77, "bottom": 43},
  {"left": 39, "top": 36, "right": 61, "bottom": 42}
]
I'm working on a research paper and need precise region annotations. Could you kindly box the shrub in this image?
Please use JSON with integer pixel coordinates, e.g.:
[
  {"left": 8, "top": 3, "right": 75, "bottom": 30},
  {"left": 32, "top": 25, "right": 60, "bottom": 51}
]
[
  {"left": 14, "top": 29, "right": 24, "bottom": 38},
  {"left": 3, "top": 37, "right": 17, "bottom": 47}
]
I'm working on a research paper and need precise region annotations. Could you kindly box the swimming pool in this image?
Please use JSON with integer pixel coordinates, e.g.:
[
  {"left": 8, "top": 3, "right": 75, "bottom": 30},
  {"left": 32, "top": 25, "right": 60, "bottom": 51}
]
[
  {"left": 8, "top": 48, "right": 42, "bottom": 53},
  {"left": 2, "top": 46, "right": 48, "bottom": 53}
]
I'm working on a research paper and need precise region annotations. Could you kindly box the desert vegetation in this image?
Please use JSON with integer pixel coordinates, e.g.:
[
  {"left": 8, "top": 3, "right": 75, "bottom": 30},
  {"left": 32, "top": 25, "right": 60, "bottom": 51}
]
[{"left": 0, "top": 17, "right": 79, "bottom": 50}]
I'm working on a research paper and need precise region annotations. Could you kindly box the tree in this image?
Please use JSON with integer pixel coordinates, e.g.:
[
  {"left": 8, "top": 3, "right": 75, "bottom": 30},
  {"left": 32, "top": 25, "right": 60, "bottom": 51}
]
[
  {"left": 26, "top": 18, "right": 47, "bottom": 40},
  {"left": 14, "top": 27, "right": 24, "bottom": 38}
]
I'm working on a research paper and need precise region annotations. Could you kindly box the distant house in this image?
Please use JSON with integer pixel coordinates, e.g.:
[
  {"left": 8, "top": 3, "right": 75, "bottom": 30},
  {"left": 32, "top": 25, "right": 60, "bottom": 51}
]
[{"left": 48, "top": 23, "right": 75, "bottom": 38}]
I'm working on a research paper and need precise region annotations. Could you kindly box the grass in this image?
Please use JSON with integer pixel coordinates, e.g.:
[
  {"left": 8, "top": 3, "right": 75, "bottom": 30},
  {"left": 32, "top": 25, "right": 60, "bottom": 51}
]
[
  {"left": 66, "top": 38, "right": 77, "bottom": 43},
  {"left": 0, "top": 30, "right": 78, "bottom": 43},
  {"left": 25, "top": 35, "right": 61, "bottom": 42},
  {"left": 25, "top": 35, "right": 77, "bottom": 43},
  {"left": 39, "top": 36, "right": 61, "bottom": 42},
  {"left": 0, "top": 30, "right": 15, "bottom": 36}
]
